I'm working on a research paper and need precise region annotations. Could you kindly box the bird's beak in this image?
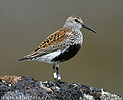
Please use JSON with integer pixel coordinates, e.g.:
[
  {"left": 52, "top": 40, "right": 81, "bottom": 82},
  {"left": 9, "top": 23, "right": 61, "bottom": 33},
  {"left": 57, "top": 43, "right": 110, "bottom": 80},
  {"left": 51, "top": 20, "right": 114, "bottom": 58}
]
[{"left": 82, "top": 24, "right": 96, "bottom": 33}]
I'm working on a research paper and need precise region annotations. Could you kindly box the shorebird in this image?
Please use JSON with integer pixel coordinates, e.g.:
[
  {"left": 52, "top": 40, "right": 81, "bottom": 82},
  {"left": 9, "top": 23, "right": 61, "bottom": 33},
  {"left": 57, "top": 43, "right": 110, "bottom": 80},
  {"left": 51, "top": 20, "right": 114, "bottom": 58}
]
[{"left": 18, "top": 15, "right": 96, "bottom": 81}]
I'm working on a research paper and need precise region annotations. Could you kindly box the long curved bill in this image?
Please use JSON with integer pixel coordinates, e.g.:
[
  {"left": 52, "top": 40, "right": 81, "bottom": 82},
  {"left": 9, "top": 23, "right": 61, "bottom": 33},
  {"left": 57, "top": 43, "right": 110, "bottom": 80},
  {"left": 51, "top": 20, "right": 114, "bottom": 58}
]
[{"left": 82, "top": 24, "right": 96, "bottom": 33}]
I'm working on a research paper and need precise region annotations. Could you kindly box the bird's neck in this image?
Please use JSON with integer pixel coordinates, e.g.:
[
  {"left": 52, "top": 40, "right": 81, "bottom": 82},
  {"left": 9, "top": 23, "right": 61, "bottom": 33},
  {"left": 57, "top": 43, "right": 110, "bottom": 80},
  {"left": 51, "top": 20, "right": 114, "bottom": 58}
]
[
  {"left": 63, "top": 25, "right": 80, "bottom": 34},
  {"left": 63, "top": 22, "right": 80, "bottom": 31},
  {"left": 63, "top": 26, "right": 83, "bottom": 45}
]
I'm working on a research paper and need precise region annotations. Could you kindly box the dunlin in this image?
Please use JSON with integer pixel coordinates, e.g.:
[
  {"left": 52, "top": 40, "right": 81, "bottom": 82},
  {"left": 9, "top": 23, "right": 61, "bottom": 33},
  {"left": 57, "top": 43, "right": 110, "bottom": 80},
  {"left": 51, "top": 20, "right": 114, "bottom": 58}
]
[{"left": 18, "top": 16, "right": 96, "bottom": 81}]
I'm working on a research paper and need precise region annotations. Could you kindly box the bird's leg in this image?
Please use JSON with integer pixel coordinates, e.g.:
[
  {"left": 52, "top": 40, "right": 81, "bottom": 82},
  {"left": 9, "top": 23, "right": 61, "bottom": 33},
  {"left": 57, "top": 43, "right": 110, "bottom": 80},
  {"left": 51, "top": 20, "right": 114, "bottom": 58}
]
[
  {"left": 56, "top": 62, "right": 61, "bottom": 80},
  {"left": 53, "top": 63, "right": 57, "bottom": 81}
]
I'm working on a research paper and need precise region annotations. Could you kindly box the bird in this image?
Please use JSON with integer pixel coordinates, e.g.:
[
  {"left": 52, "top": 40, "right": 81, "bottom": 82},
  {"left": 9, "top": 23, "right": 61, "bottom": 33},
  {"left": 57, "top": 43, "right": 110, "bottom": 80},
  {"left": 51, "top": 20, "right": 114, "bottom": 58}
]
[{"left": 18, "top": 15, "right": 96, "bottom": 81}]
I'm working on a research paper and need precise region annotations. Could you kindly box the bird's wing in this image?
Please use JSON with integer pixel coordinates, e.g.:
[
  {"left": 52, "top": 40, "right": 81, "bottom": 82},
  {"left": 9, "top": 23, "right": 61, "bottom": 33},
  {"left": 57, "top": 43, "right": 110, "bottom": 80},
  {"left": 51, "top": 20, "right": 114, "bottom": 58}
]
[
  {"left": 18, "top": 28, "right": 70, "bottom": 61},
  {"left": 33, "top": 28, "right": 68, "bottom": 52}
]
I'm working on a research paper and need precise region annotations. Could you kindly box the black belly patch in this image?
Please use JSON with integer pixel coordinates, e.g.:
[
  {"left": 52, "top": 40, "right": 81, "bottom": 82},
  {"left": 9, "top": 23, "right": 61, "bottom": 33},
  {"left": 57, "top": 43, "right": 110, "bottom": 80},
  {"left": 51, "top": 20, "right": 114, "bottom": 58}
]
[{"left": 52, "top": 44, "right": 81, "bottom": 62}]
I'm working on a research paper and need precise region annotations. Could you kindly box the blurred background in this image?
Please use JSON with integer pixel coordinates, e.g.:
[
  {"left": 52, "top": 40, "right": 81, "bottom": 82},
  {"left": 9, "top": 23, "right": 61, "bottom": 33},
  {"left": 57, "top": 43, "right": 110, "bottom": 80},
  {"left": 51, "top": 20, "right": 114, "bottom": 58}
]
[{"left": 0, "top": 0, "right": 123, "bottom": 96}]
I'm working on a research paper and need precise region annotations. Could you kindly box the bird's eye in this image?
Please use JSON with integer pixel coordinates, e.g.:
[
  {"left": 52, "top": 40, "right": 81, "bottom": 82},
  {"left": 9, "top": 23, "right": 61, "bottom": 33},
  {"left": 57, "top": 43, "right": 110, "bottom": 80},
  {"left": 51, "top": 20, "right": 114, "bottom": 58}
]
[{"left": 75, "top": 19, "right": 79, "bottom": 23}]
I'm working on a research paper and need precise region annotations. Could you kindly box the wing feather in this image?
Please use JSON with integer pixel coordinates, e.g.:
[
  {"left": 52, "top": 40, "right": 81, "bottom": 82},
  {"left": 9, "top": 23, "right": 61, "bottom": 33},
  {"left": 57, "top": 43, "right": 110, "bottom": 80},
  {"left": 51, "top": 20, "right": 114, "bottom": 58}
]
[{"left": 18, "top": 28, "right": 70, "bottom": 61}]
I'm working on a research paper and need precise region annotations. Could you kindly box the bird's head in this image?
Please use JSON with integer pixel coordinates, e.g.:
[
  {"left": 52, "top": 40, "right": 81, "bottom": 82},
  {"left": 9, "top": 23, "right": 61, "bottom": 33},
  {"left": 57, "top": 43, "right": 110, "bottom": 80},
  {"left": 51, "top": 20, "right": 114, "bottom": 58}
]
[{"left": 64, "top": 15, "right": 96, "bottom": 33}]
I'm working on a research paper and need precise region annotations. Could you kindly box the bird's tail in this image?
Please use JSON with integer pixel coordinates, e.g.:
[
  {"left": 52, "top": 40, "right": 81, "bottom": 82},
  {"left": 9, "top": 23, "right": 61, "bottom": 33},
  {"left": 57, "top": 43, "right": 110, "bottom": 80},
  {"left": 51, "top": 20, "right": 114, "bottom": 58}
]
[
  {"left": 18, "top": 57, "right": 31, "bottom": 62},
  {"left": 18, "top": 52, "right": 39, "bottom": 62},
  {"left": 18, "top": 51, "right": 44, "bottom": 62},
  {"left": 18, "top": 53, "right": 34, "bottom": 62}
]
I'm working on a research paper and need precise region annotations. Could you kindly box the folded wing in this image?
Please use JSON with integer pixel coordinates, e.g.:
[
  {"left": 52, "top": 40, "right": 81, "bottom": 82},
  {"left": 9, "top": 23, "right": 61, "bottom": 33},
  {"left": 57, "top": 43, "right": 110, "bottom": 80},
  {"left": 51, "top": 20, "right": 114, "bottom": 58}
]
[{"left": 18, "top": 28, "right": 69, "bottom": 61}]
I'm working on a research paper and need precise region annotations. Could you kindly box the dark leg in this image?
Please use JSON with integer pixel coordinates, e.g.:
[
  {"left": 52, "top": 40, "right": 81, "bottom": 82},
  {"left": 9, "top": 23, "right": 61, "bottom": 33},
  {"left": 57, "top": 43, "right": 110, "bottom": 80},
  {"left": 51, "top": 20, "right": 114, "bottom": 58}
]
[
  {"left": 56, "top": 62, "right": 61, "bottom": 80},
  {"left": 53, "top": 63, "right": 57, "bottom": 81}
]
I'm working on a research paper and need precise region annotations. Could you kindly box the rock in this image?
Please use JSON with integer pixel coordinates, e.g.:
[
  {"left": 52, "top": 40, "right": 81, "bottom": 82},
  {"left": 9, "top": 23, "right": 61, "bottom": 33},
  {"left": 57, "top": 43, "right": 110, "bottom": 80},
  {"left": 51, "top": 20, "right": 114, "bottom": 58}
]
[{"left": 0, "top": 76, "right": 122, "bottom": 100}]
